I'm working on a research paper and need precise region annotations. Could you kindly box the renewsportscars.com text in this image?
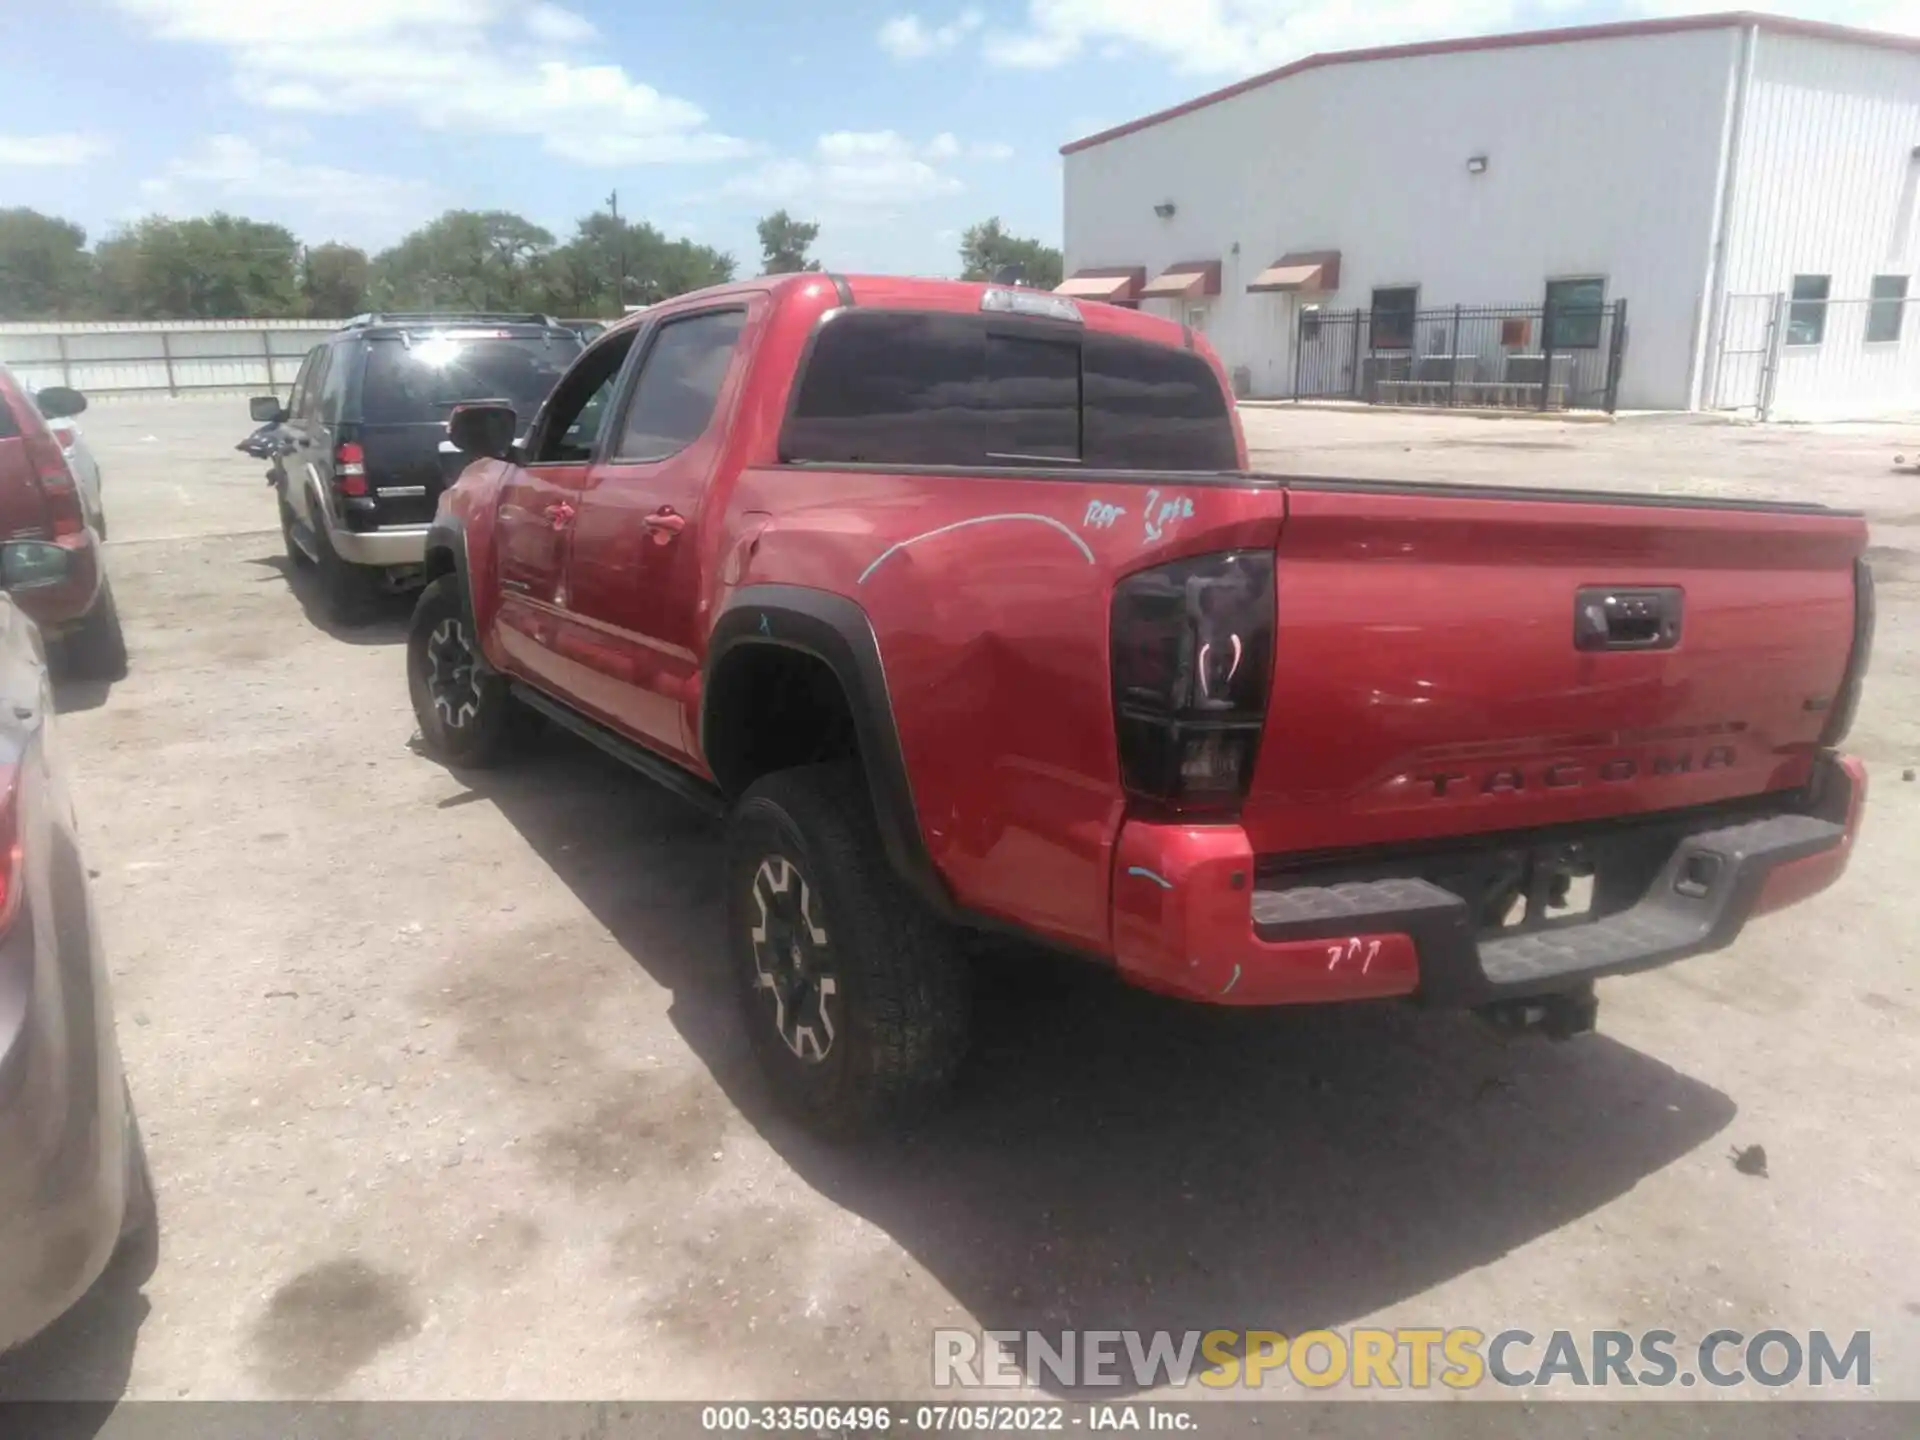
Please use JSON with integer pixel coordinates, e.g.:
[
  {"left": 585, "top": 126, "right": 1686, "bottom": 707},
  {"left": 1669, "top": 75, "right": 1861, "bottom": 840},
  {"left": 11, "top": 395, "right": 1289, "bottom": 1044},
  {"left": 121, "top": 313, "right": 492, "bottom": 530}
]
[{"left": 932, "top": 1327, "right": 1872, "bottom": 1391}]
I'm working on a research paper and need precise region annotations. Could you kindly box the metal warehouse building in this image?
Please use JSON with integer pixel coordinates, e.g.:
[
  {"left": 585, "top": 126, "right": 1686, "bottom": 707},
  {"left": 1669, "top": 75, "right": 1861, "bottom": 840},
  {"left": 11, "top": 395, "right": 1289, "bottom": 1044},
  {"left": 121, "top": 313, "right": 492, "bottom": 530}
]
[{"left": 1057, "top": 11, "right": 1920, "bottom": 419}]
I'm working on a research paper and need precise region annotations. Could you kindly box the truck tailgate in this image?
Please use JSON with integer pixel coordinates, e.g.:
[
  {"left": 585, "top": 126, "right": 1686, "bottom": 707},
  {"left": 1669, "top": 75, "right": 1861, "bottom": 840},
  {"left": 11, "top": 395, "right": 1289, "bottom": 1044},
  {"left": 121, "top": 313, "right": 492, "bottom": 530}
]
[{"left": 1243, "top": 482, "right": 1867, "bottom": 857}]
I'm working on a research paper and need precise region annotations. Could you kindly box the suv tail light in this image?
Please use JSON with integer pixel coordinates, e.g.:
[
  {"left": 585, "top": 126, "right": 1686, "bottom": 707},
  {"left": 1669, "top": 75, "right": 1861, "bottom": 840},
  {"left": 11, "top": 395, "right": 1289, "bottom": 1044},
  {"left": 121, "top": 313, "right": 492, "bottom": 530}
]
[
  {"left": 336, "top": 439, "right": 368, "bottom": 495},
  {"left": 335, "top": 441, "right": 368, "bottom": 496},
  {"left": 1820, "top": 557, "right": 1875, "bottom": 747},
  {"left": 1111, "top": 550, "right": 1274, "bottom": 814},
  {"left": 24, "top": 428, "right": 84, "bottom": 538}
]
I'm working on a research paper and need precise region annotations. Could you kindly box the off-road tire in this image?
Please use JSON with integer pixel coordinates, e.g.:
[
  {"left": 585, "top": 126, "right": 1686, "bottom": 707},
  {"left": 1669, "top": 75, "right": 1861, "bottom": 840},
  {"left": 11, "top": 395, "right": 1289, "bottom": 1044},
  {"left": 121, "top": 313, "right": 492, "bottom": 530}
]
[
  {"left": 63, "top": 581, "right": 128, "bottom": 680},
  {"left": 726, "top": 762, "right": 971, "bottom": 1136},
  {"left": 309, "top": 508, "right": 380, "bottom": 626},
  {"left": 279, "top": 491, "right": 312, "bottom": 569},
  {"left": 408, "top": 575, "right": 520, "bottom": 769}
]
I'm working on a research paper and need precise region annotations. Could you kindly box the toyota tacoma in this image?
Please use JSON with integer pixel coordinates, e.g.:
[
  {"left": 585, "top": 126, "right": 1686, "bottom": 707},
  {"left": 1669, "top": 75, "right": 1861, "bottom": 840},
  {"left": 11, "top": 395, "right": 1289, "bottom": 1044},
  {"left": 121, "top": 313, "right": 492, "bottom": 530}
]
[{"left": 407, "top": 273, "right": 1873, "bottom": 1133}]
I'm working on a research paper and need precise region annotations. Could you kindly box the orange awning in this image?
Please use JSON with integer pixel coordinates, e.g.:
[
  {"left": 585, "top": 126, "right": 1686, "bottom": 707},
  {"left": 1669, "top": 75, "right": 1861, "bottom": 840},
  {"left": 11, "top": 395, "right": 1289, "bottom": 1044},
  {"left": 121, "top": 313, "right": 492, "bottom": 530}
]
[
  {"left": 1054, "top": 267, "right": 1145, "bottom": 302},
  {"left": 1248, "top": 250, "right": 1341, "bottom": 294},
  {"left": 1140, "top": 260, "right": 1222, "bottom": 300}
]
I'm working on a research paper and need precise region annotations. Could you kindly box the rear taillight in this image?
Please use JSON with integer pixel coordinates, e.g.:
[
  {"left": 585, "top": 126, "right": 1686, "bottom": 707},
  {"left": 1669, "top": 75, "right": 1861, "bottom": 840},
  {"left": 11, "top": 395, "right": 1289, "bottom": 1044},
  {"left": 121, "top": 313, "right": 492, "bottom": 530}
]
[
  {"left": 1111, "top": 550, "right": 1274, "bottom": 814},
  {"left": 335, "top": 441, "right": 368, "bottom": 497},
  {"left": 25, "top": 430, "right": 84, "bottom": 538},
  {"left": 1821, "top": 557, "right": 1875, "bottom": 747}
]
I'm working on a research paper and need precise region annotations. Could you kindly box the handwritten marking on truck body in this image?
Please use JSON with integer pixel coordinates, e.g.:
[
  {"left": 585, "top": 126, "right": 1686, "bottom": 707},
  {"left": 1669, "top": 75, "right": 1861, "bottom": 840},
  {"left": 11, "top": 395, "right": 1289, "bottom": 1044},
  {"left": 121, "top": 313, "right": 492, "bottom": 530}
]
[
  {"left": 1325, "top": 938, "right": 1383, "bottom": 974},
  {"left": 1141, "top": 489, "right": 1194, "bottom": 543},
  {"left": 1084, "top": 500, "right": 1126, "bottom": 530}
]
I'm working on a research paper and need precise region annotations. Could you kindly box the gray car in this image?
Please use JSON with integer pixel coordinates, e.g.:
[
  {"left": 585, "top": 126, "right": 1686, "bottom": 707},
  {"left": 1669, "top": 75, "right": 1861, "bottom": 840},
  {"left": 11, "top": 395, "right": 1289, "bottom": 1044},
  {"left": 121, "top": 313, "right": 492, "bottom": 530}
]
[{"left": 0, "top": 537, "right": 153, "bottom": 1353}]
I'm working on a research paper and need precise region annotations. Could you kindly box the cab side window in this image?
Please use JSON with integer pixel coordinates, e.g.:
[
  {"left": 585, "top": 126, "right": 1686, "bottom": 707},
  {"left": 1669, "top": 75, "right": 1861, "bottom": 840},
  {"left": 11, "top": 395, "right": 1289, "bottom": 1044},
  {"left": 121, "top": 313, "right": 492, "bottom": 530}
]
[
  {"left": 533, "top": 329, "right": 637, "bottom": 464},
  {"left": 613, "top": 310, "right": 747, "bottom": 462}
]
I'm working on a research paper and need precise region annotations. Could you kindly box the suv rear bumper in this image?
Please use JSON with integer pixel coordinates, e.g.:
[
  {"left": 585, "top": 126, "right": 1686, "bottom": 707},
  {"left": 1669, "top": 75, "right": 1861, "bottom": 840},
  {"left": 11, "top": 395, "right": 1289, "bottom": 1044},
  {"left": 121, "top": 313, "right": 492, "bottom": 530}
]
[
  {"left": 1109, "top": 753, "right": 1866, "bottom": 1007},
  {"left": 331, "top": 523, "right": 428, "bottom": 567}
]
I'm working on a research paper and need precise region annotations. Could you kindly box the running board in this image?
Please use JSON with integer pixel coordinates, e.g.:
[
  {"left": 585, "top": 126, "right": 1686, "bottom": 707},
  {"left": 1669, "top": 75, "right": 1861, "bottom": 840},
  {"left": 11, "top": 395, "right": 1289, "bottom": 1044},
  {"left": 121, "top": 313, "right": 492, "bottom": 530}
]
[{"left": 509, "top": 683, "right": 727, "bottom": 819}]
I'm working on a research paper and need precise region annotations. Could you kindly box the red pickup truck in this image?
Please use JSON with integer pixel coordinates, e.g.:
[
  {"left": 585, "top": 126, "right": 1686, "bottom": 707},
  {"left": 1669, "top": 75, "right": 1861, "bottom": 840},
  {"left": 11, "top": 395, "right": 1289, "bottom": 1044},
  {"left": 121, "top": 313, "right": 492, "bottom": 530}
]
[{"left": 410, "top": 273, "right": 1872, "bottom": 1133}]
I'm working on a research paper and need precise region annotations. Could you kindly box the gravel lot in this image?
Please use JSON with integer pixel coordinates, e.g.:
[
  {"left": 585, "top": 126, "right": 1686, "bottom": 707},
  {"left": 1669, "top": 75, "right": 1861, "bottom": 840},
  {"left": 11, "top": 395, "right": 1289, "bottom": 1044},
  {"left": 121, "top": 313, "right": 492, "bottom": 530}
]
[{"left": 1, "top": 398, "right": 1914, "bottom": 1406}]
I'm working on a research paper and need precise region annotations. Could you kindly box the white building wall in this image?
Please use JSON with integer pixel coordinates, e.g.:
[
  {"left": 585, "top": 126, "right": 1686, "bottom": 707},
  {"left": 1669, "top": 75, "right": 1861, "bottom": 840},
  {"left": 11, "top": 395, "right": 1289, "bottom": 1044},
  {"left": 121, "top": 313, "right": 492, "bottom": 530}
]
[
  {"left": 1065, "top": 29, "right": 1741, "bottom": 409},
  {"left": 1718, "top": 30, "right": 1920, "bottom": 419}
]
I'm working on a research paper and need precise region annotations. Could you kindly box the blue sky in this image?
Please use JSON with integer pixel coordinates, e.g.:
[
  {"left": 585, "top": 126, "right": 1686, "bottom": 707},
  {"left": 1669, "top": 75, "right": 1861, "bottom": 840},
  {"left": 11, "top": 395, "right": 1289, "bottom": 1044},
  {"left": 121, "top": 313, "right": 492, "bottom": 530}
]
[{"left": 2, "top": 0, "right": 1915, "bottom": 277}]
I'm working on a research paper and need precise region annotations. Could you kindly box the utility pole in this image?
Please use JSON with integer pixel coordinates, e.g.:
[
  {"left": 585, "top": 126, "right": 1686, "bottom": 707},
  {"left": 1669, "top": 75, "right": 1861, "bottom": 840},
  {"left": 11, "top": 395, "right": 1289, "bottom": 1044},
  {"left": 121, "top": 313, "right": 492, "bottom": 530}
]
[{"left": 607, "top": 189, "right": 625, "bottom": 312}]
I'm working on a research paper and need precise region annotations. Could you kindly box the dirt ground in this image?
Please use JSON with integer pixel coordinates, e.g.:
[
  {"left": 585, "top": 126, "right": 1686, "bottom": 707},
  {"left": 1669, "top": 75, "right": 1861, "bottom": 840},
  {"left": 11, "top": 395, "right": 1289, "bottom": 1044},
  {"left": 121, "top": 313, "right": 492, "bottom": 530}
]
[{"left": 1, "top": 399, "right": 1915, "bottom": 1406}]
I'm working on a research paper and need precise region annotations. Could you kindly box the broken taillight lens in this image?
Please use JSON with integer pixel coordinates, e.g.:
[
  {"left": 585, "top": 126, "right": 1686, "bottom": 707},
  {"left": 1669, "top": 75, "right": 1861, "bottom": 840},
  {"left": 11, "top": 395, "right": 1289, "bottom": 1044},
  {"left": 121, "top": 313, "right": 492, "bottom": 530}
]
[{"left": 1111, "top": 550, "right": 1274, "bottom": 814}]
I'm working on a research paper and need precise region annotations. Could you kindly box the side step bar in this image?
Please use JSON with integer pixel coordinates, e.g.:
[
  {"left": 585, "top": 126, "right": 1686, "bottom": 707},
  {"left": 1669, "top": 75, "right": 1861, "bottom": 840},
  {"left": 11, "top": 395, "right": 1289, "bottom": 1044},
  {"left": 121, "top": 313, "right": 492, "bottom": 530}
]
[{"left": 509, "top": 683, "right": 727, "bottom": 819}]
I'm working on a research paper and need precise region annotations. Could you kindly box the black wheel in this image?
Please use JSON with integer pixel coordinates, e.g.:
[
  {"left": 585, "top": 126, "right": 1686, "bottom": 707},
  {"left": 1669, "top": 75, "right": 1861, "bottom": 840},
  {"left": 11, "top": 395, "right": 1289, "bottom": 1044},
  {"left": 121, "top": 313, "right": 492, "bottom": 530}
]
[
  {"left": 309, "top": 509, "right": 379, "bottom": 626},
  {"left": 278, "top": 491, "right": 312, "bottom": 569},
  {"left": 63, "top": 580, "right": 128, "bottom": 680},
  {"left": 726, "top": 763, "right": 970, "bottom": 1135},
  {"left": 407, "top": 575, "right": 520, "bottom": 768}
]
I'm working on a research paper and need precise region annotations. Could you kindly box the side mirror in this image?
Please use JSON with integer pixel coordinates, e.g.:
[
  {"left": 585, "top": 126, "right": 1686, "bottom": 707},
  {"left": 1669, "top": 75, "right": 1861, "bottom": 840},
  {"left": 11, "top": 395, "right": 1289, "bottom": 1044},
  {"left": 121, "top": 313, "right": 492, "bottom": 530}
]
[
  {"left": 250, "top": 395, "right": 289, "bottom": 424},
  {"left": 0, "top": 540, "right": 73, "bottom": 592},
  {"left": 34, "top": 386, "right": 87, "bottom": 420},
  {"left": 447, "top": 402, "right": 519, "bottom": 461}
]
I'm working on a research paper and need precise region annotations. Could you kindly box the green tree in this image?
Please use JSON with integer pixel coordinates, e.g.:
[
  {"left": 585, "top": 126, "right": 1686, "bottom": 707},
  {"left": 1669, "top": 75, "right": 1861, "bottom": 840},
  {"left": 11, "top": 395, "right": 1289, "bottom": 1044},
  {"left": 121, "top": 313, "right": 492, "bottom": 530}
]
[
  {"left": 539, "top": 213, "right": 735, "bottom": 315},
  {"left": 0, "top": 208, "right": 93, "bottom": 319},
  {"left": 369, "top": 210, "right": 557, "bottom": 311},
  {"left": 959, "top": 217, "right": 1063, "bottom": 290},
  {"left": 299, "top": 242, "right": 370, "bottom": 318},
  {"left": 757, "top": 210, "right": 821, "bottom": 275},
  {"left": 93, "top": 213, "right": 301, "bottom": 318}
]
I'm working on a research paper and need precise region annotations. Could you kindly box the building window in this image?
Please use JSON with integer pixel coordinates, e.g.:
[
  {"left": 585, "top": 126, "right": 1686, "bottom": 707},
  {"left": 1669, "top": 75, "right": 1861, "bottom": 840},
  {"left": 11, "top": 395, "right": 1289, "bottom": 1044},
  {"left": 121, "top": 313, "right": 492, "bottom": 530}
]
[
  {"left": 1787, "top": 275, "right": 1830, "bottom": 347},
  {"left": 1186, "top": 305, "right": 1208, "bottom": 332},
  {"left": 1867, "top": 274, "right": 1908, "bottom": 344},
  {"left": 1369, "top": 287, "right": 1418, "bottom": 350},
  {"left": 1545, "top": 277, "right": 1606, "bottom": 349}
]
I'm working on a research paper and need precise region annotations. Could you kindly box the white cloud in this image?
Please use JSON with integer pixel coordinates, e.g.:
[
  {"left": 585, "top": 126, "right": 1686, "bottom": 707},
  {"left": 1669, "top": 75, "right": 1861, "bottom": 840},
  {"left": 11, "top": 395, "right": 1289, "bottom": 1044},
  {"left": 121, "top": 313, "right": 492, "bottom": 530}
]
[
  {"left": 983, "top": 0, "right": 1920, "bottom": 77},
  {"left": 113, "top": 0, "right": 749, "bottom": 165},
  {"left": 0, "top": 133, "right": 112, "bottom": 166},
  {"left": 722, "top": 131, "right": 971, "bottom": 210},
  {"left": 139, "top": 135, "right": 434, "bottom": 246},
  {"left": 524, "top": 2, "right": 596, "bottom": 44},
  {"left": 877, "top": 8, "right": 984, "bottom": 60}
]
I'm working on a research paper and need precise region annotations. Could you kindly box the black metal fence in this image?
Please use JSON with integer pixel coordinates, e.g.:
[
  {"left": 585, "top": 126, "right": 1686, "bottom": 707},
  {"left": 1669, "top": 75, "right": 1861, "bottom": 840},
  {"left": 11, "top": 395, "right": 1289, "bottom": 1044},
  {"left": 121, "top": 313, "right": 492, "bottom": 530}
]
[{"left": 1291, "top": 300, "right": 1628, "bottom": 412}]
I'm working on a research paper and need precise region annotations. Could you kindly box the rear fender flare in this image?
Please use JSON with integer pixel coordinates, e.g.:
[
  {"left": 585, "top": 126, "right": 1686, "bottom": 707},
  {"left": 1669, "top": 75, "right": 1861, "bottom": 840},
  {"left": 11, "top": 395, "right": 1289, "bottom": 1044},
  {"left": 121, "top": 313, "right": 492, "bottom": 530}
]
[{"left": 703, "top": 585, "right": 952, "bottom": 919}]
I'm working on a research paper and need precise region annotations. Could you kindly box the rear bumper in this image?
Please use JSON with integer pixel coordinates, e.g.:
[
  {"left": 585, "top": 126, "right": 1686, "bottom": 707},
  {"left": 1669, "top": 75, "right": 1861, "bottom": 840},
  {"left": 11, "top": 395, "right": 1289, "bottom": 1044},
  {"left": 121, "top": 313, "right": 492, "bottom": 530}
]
[
  {"left": 331, "top": 523, "right": 428, "bottom": 568},
  {"left": 1111, "top": 753, "right": 1866, "bottom": 1007},
  {"left": 8, "top": 531, "right": 103, "bottom": 635}
]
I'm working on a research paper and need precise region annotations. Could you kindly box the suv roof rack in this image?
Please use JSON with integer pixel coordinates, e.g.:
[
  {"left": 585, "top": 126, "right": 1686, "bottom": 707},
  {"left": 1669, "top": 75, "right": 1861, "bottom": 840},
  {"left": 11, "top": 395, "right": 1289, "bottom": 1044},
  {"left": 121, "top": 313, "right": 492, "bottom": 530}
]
[{"left": 340, "top": 311, "right": 564, "bottom": 330}]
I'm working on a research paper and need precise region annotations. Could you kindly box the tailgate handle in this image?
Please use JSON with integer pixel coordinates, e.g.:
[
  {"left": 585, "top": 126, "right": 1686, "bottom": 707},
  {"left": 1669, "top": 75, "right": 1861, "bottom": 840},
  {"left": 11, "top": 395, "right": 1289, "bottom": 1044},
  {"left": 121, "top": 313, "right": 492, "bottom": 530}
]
[{"left": 1574, "top": 587, "right": 1682, "bottom": 652}]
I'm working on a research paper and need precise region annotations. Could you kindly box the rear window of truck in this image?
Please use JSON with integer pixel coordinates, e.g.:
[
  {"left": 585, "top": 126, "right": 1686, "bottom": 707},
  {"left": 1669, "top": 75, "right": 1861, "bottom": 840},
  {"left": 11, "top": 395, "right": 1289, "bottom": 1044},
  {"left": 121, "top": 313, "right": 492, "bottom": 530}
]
[{"left": 780, "top": 311, "right": 1237, "bottom": 471}]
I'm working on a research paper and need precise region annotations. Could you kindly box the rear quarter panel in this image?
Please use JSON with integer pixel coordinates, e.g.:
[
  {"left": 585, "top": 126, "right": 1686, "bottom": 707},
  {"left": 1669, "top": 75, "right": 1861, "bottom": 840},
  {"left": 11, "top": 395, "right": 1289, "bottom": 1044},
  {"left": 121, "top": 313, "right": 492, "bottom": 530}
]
[{"left": 723, "top": 465, "right": 1284, "bottom": 955}]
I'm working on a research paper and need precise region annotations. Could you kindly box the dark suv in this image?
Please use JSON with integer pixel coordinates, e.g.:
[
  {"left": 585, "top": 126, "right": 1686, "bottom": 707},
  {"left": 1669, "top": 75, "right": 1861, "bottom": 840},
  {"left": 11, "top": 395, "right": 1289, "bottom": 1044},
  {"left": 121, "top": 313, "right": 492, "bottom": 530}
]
[{"left": 246, "top": 313, "right": 582, "bottom": 623}]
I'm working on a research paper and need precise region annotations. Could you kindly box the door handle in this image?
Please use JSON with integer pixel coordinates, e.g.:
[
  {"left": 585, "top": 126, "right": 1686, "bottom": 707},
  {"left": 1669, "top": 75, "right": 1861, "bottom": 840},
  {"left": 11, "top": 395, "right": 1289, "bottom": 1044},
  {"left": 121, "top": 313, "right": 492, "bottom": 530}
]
[
  {"left": 545, "top": 500, "right": 576, "bottom": 530},
  {"left": 642, "top": 507, "right": 686, "bottom": 539}
]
